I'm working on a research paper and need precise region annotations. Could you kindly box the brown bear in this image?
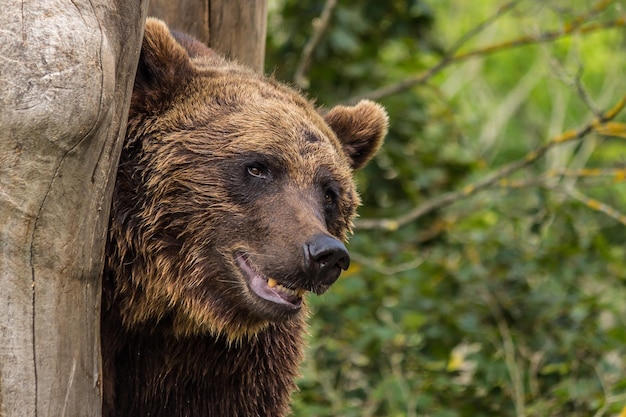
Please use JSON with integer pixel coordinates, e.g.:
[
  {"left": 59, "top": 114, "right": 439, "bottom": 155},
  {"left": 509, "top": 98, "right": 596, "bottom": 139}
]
[{"left": 101, "top": 18, "right": 388, "bottom": 417}]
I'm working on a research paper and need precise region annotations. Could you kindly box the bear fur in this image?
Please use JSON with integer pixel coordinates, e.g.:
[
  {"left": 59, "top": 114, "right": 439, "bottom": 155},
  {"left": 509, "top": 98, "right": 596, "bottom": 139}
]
[{"left": 101, "top": 18, "right": 388, "bottom": 417}]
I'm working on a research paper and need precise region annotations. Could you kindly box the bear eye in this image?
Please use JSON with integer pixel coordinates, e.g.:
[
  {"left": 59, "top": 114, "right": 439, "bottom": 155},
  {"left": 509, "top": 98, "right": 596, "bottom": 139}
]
[
  {"left": 324, "top": 189, "right": 337, "bottom": 207},
  {"left": 247, "top": 165, "right": 268, "bottom": 179}
]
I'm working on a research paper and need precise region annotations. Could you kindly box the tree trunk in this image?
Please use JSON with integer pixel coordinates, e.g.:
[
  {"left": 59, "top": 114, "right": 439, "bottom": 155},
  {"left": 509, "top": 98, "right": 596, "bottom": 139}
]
[
  {"left": 0, "top": 1, "right": 148, "bottom": 416},
  {"left": 148, "top": 0, "right": 268, "bottom": 72}
]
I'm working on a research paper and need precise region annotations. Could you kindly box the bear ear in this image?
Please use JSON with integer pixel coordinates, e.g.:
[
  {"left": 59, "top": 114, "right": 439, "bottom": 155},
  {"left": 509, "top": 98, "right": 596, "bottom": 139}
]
[
  {"left": 324, "top": 100, "right": 389, "bottom": 169},
  {"left": 170, "top": 29, "right": 217, "bottom": 59},
  {"left": 131, "top": 18, "right": 194, "bottom": 115}
]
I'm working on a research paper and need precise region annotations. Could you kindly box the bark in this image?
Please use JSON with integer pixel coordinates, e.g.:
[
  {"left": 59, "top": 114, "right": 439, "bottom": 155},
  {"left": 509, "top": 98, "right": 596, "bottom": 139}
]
[
  {"left": 0, "top": 1, "right": 148, "bottom": 416},
  {"left": 148, "top": 0, "right": 268, "bottom": 72}
]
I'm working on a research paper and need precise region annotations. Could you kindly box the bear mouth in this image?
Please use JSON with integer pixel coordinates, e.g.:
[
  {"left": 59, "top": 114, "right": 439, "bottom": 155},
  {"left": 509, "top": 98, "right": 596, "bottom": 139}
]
[{"left": 235, "top": 252, "right": 305, "bottom": 310}]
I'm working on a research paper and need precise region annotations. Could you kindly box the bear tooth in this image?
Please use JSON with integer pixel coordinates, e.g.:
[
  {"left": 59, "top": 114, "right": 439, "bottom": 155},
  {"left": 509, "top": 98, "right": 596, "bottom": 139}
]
[{"left": 268, "top": 278, "right": 278, "bottom": 288}]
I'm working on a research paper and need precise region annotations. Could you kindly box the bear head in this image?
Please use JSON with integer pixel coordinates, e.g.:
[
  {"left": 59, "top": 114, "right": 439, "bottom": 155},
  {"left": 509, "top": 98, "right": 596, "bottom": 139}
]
[{"left": 107, "top": 18, "right": 388, "bottom": 341}]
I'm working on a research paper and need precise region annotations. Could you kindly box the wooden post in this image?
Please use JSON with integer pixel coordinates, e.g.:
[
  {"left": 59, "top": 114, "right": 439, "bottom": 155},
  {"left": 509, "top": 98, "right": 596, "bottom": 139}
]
[
  {"left": 0, "top": 1, "right": 148, "bottom": 416},
  {"left": 148, "top": 0, "right": 268, "bottom": 72}
]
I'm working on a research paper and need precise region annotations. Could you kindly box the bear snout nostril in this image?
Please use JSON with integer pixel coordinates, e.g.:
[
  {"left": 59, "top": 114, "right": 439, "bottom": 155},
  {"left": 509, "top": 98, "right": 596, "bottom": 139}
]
[{"left": 304, "top": 234, "right": 350, "bottom": 285}]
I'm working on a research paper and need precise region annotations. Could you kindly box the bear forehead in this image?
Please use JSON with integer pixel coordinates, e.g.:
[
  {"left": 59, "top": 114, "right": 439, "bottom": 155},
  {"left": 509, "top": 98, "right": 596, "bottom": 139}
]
[
  {"left": 171, "top": 119, "right": 352, "bottom": 187},
  {"left": 157, "top": 78, "right": 353, "bottom": 179}
]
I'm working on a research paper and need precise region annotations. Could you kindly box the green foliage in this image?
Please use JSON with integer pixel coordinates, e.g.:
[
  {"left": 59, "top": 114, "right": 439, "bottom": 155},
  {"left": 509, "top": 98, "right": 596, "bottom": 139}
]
[{"left": 267, "top": 1, "right": 626, "bottom": 416}]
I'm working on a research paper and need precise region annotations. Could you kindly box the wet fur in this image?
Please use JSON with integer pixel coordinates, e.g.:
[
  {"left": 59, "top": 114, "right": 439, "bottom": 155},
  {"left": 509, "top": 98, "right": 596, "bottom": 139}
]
[{"left": 102, "top": 18, "right": 387, "bottom": 417}]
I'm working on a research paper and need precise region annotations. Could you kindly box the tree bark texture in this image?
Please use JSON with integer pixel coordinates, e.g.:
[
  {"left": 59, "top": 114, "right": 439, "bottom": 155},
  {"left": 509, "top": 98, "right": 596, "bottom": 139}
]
[
  {"left": 148, "top": 0, "right": 268, "bottom": 72},
  {"left": 0, "top": 1, "right": 148, "bottom": 416}
]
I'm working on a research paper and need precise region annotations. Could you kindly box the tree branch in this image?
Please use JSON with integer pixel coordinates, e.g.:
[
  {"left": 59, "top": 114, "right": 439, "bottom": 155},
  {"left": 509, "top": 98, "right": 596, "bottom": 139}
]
[
  {"left": 355, "top": 94, "right": 626, "bottom": 230},
  {"left": 349, "top": 251, "right": 428, "bottom": 276},
  {"left": 293, "top": 0, "right": 338, "bottom": 89},
  {"left": 348, "top": 2, "right": 625, "bottom": 104},
  {"left": 567, "top": 188, "right": 626, "bottom": 226},
  {"left": 486, "top": 165, "right": 626, "bottom": 189},
  {"left": 452, "top": 17, "right": 625, "bottom": 62},
  {"left": 344, "top": 0, "right": 521, "bottom": 105}
]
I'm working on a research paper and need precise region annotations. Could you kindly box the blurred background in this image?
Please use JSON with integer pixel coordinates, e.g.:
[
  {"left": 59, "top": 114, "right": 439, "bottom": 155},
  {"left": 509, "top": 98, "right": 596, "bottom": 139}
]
[{"left": 265, "top": 1, "right": 626, "bottom": 416}]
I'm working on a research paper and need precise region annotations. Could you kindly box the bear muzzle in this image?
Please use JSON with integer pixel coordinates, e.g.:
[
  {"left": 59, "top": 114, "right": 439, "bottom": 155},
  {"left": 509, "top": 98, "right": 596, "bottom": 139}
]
[{"left": 235, "top": 234, "right": 350, "bottom": 312}]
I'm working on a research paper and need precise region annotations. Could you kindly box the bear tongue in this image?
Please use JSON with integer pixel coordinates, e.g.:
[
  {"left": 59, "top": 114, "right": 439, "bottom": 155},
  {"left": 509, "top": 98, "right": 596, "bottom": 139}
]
[
  {"left": 237, "top": 254, "right": 303, "bottom": 309},
  {"left": 248, "top": 274, "right": 302, "bottom": 308}
]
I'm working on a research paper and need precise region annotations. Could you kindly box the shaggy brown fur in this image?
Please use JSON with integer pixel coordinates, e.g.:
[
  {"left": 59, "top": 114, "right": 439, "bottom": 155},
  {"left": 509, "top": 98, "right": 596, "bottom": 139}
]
[{"left": 102, "top": 18, "right": 388, "bottom": 417}]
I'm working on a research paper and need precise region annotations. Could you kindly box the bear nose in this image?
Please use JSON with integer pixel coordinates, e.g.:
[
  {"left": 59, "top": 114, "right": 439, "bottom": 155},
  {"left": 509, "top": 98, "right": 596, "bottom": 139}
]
[{"left": 304, "top": 234, "right": 350, "bottom": 289}]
